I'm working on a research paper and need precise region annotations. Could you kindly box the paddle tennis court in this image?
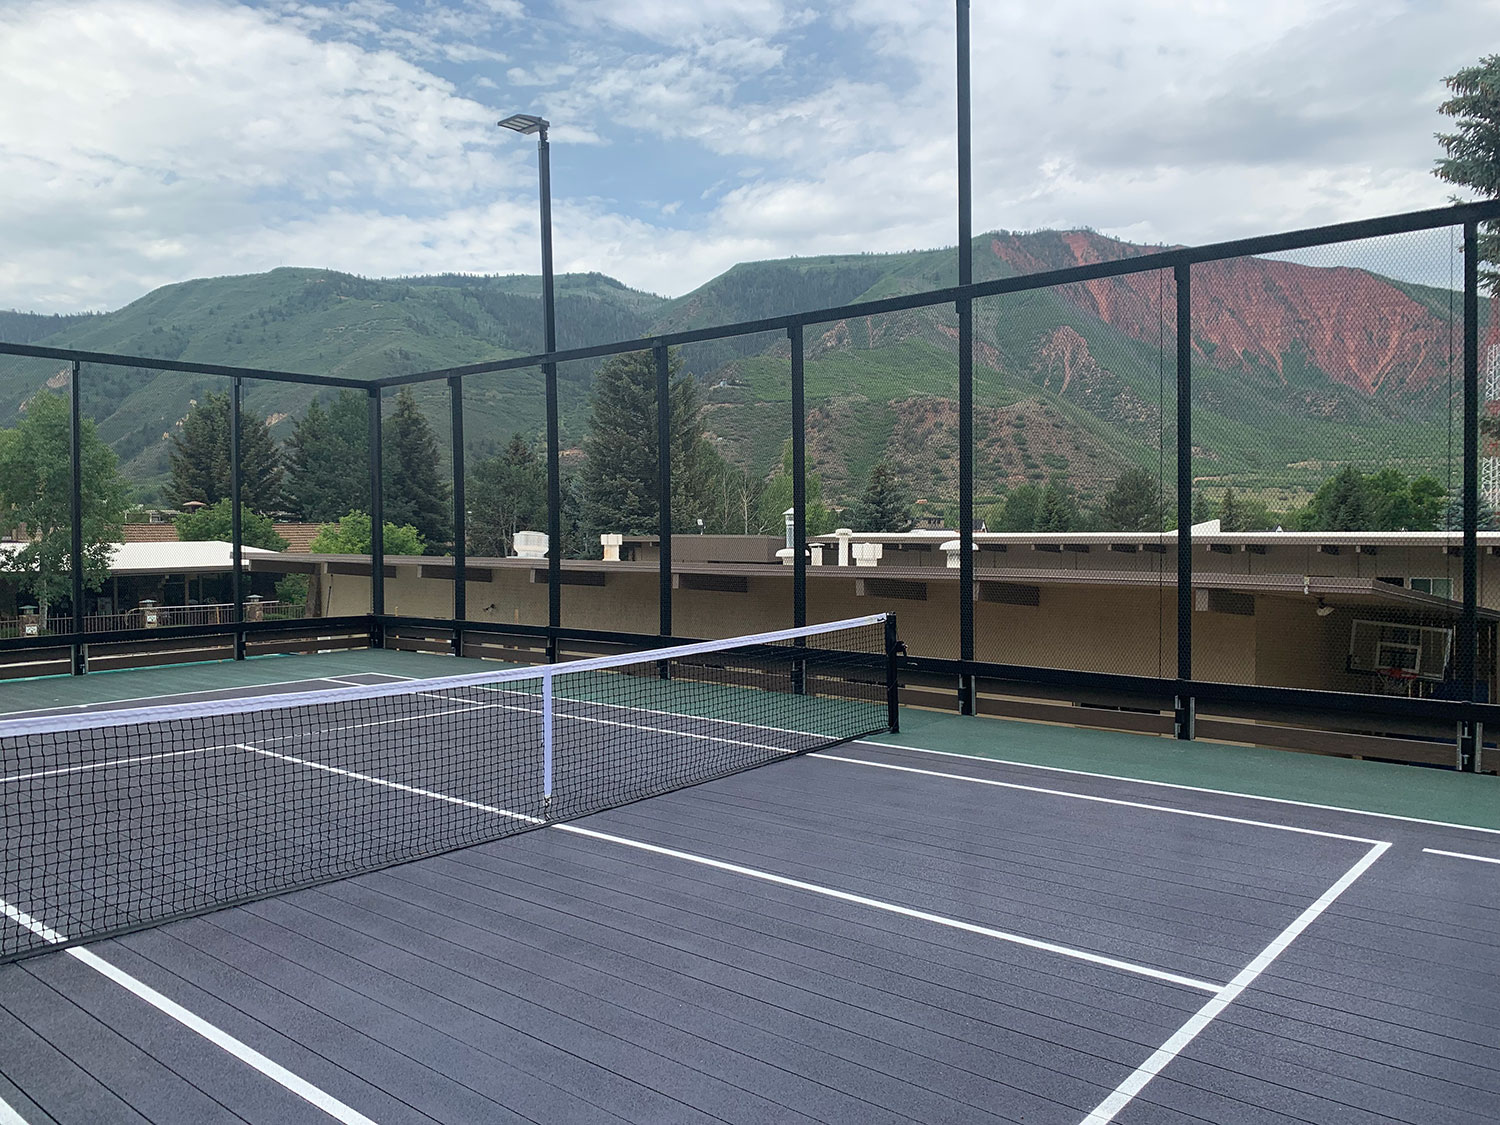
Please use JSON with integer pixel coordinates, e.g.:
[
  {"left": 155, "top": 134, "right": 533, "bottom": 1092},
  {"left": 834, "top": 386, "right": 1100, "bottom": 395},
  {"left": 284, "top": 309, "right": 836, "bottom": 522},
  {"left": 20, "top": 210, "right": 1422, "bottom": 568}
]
[{"left": 1, "top": 632, "right": 1497, "bottom": 1124}]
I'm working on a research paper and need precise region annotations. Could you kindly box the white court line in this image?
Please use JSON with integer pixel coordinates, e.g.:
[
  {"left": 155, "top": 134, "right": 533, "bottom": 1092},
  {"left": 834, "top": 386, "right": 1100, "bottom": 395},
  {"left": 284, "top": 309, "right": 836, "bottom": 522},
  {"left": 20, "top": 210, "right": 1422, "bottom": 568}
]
[
  {"left": 0, "top": 1096, "right": 28, "bottom": 1125},
  {"left": 553, "top": 823, "right": 1220, "bottom": 992},
  {"left": 0, "top": 896, "right": 378, "bottom": 1125},
  {"left": 1423, "top": 848, "right": 1500, "bottom": 865},
  {"left": 817, "top": 755, "right": 1383, "bottom": 845},
  {"left": 847, "top": 741, "right": 1500, "bottom": 839},
  {"left": 0, "top": 674, "right": 393, "bottom": 720},
  {"left": 236, "top": 744, "right": 544, "bottom": 826},
  {"left": 1, "top": 747, "right": 212, "bottom": 785},
  {"left": 1078, "top": 840, "right": 1390, "bottom": 1125},
  {"left": 243, "top": 737, "right": 1220, "bottom": 992}
]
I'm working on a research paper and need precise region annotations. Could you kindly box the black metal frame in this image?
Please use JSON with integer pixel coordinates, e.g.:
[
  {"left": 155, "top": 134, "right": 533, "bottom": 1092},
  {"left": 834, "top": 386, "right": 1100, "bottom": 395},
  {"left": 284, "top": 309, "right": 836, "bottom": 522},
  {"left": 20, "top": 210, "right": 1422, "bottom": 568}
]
[{"left": 3, "top": 197, "right": 1499, "bottom": 770}]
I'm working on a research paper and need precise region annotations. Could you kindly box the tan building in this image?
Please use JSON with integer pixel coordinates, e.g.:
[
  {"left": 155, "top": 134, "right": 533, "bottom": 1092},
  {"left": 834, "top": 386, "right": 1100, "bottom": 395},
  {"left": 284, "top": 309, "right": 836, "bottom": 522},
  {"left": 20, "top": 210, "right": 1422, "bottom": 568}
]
[{"left": 254, "top": 522, "right": 1498, "bottom": 702}]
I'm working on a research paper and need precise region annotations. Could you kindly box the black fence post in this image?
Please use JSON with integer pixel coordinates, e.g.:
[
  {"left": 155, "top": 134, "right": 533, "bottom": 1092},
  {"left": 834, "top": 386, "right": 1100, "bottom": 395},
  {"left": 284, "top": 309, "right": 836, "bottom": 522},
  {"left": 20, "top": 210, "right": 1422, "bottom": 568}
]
[
  {"left": 956, "top": 0, "right": 975, "bottom": 715},
  {"left": 449, "top": 375, "right": 466, "bottom": 657},
  {"left": 230, "top": 376, "right": 245, "bottom": 661},
  {"left": 885, "top": 613, "right": 901, "bottom": 734},
  {"left": 791, "top": 325, "right": 807, "bottom": 630},
  {"left": 69, "top": 360, "right": 85, "bottom": 675},
  {"left": 655, "top": 343, "right": 673, "bottom": 638},
  {"left": 545, "top": 360, "right": 561, "bottom": 661},
  {"left": 1175, "top": 263, "right": 1194, "bottom": 739},
  {"left": 368, "top": 386, "right": 385, "bottom": 648},
  {"left": 1462, "top": 220, "right": 1480, "bottom": 769}
]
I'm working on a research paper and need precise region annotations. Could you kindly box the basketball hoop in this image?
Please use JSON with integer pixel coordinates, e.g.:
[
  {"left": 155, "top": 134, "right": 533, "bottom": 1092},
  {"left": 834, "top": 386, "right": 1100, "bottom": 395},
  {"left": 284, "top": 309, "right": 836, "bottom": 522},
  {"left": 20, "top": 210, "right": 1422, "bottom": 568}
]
[{"left": 1375, "top": 666, "right": 1419, "bottom": 696}]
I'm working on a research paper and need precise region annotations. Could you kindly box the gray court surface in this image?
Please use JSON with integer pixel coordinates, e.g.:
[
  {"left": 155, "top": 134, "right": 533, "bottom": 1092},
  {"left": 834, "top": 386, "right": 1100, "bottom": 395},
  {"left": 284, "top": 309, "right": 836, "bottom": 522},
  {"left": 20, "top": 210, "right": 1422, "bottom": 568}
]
[{"left": 2, "top": 676, "right": 1498, "bottom": 1124}]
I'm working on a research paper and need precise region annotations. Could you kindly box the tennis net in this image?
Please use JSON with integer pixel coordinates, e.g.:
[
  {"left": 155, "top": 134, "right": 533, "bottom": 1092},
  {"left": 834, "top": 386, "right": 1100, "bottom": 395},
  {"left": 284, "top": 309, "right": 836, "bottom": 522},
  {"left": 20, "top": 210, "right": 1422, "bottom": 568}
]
[{"left": 0, "top": 614, "right": 897, "bottom": 963}]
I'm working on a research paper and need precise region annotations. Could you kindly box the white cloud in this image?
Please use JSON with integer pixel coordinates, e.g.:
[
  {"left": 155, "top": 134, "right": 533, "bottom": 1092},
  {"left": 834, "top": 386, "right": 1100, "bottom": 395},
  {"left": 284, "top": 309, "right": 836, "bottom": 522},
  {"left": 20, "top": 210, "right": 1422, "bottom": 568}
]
[{"left": 0, "top": 0, "right": 1490, "bottom": 316}]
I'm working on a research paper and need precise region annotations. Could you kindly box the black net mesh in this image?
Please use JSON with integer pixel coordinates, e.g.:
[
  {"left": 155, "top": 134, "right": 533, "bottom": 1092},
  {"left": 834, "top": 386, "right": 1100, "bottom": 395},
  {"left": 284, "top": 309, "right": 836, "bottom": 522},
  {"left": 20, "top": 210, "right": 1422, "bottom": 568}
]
[{"left": 0, "top": 615, "right": 893, "bottom": 963}]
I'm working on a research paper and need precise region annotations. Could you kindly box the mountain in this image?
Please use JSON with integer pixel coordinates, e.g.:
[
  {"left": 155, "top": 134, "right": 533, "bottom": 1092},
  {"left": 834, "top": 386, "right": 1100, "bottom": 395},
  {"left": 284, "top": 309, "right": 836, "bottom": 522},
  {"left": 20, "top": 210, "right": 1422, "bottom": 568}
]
[{"left": 0, "top": 233, "right": 1488, "bottom": 510}]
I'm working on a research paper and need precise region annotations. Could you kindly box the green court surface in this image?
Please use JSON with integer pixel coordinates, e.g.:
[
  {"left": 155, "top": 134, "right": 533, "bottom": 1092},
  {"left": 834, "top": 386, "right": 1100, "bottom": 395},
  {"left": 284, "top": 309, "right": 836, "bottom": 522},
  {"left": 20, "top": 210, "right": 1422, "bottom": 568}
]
[{"left": 4, "top": 647, "right": 1497, "bottom": 833}]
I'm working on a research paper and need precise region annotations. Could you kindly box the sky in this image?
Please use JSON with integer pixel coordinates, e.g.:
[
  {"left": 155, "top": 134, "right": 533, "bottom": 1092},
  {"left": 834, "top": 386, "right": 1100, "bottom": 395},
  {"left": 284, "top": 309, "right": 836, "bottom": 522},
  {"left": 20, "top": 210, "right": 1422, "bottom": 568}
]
[{"left": 1, "top": 0, "right": 1496, "bottom": 314}]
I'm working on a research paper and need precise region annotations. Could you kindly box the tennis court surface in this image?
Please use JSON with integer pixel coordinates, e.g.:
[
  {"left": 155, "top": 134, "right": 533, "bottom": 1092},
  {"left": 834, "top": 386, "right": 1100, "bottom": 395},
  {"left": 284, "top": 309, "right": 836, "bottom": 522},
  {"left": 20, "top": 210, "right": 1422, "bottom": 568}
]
[{"left": 2, "top": 618, "right": 1499, "bottom": 1124}]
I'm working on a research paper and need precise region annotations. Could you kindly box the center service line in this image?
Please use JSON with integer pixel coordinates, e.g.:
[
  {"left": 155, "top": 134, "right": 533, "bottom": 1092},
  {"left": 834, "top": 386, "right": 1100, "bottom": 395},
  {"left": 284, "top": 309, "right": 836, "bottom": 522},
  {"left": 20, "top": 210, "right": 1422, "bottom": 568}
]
[{"left": 1077, "top": 839, "right": 1390, "bottom": 1125}]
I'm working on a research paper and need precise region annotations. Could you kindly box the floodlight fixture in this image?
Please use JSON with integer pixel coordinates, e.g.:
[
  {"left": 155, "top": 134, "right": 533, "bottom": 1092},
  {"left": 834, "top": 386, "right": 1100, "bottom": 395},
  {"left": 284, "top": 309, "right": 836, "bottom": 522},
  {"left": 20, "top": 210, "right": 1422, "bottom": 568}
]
[{"left": 497, "top": 113, "right": 549, "bottom": 137}]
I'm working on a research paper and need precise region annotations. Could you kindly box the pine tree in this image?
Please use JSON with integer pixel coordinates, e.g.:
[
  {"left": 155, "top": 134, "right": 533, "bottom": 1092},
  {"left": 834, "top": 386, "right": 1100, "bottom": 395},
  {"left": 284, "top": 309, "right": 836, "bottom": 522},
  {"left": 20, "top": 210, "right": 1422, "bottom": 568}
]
[
  {"left": 580, "top": 349, "right": 714, "bottom": 539},
  {"left": 166, "top": 390, "right": 282, "bottom": 514},
  {"left": 1036, "top": 478, "right": 1079, "bottom": 532},
  {"left": 1218, "top": 487, "right": 1245, "bottom": 532},
  {"left": 467, "top": 433, "right": 547, "bottom": 557},
  {"left": 847, "top": 459, "right": 914, "bottom": 532},
  {"left": 1100, "top": 467, "right": 1161, "bottom": 531},
  {"left": 1301, "top": 465, "right": 1371, "bottom": 530},
  {"left": 1435, "top": 55, "right": 1500, "bottom": 292},
  {"left": 283, "top": 391, "right": 370, "bottom": 522},
  {"left": 383, "top": 388, "right": 451, "bottom": 550},
  {"left": 0, "top": 392, "right": 130, "bottom": 616}
]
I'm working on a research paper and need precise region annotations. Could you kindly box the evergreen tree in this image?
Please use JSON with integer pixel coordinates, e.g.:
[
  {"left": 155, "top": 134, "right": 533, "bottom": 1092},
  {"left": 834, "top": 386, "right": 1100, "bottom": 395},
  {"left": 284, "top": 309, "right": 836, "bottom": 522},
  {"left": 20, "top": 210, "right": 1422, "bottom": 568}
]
[
  {"left": 1099, "top": 467, "right": 1161, "bottom": 531},
  {"left": 175, "top": 499, "right": 288, "bottom": 551},
  {"left": 166, "top": 390, "right": 282, "bottom": 514},
  {"left": 1442, "top": 495, "right": 1500, "bottom": 531},
  {"left": 580, "top": 349, "right": 715, "bottom": 538},
  {"left": 1036, "top": 478, "right": 1080, "bottom": 532},
  {"left": 1190, "top": 489, "right": 1212, "bottom": 525},
  {"left": 283, "top": 391, "right": 370, "bottom": 522},
  {"left": 998, "top": 483, "right": 1042, "bottom": 531},
  {"left": 1218, "top": 487, "right": 1245, "bottom": 532},
  {"left": 383, "top": 388, "right": 451, "bottom": 550},
  {"left": 1300, "top": 465, "right": 1371, "bottom": 530},
  {"left": 847, "top": 459, "right": 914, "bottom": 532},
  {"left": 0, "top": 393, "right": 129, "bottom": 616},
  {"left": 1435, "top": 55, "right": 1500, "bottom": 292},
  {"left": 467, "top": 433, "right": 547, "bottom": 557}
]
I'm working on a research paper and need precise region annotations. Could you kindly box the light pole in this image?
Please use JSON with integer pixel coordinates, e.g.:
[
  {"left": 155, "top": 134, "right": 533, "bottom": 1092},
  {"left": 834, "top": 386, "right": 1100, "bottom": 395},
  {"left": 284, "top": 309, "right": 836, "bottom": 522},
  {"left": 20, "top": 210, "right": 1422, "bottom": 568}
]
[{"left": 499, "top": 111, "right": 561, "bottom": 637}]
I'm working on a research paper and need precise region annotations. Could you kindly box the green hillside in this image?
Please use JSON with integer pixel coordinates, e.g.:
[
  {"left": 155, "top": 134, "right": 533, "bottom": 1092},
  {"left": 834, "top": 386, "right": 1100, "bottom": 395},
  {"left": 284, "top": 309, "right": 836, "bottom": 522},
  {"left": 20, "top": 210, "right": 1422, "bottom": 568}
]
[{"left": 0, "top": 232, "right": 1479, "bottom": 512}]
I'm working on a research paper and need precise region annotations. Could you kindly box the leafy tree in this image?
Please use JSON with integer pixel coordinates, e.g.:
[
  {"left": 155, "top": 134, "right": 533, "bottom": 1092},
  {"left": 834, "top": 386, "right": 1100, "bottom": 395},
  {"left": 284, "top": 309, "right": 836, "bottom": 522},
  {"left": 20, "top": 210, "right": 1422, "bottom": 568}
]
[
  {"left": 175, "top": 498, "right": 289, "bottom": 551},
  {"left": 0, "top": 392, "right": 129, "bottom": 617},
  {"left": 580, "top": 349, "right": 718, "bottom": 537},
  {"left": 755, "top": 442, "right": 836, "bottom": 536},
  {"left": 1299, "top": 466, "right": 1446, "bottom": 531},
  {"left": 283, "top": 391, "right": 370, "bottom": 522},
  {"left": 383, "top": 388, "right": 452, "bottom": 550},
  {"left": 1435, "top": 55, "right": 1500, "bottom": 292},
  {"left": 1036, "top": 477, "right": 1081, "bottom": 532},
  {"left": 997, "top": 483, "right": 1042, "bottom": 531},
  {"left": 467, "top": 433, "right": 547, "bottom": 557},
  {"left": 308, "top": 511, "right": 424, "bottom": 555},
  {"left": 847, "top": 459, "right": 914, "bottom": 532},
  {"left": 166, "top": 390, "right": 282, "bottom": 514},
  {"left": 1100, "top": 467, "right": 1162, "bottom": 531}
]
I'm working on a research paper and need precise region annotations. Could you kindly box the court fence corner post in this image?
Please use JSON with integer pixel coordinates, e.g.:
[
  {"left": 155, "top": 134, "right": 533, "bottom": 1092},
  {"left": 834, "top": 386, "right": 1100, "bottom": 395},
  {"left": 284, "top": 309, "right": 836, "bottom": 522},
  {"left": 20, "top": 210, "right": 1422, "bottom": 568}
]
[
  {"left": 69, "top": 359, "right": 86, "bottom": 676},
  {"left": 885, "top": 614, "right": 901, "bottom": 734}
]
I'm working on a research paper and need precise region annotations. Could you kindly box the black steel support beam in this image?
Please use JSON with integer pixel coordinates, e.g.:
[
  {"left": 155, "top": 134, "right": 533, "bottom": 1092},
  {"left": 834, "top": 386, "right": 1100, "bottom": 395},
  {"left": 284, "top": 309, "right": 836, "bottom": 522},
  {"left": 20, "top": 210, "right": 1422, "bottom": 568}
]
[
  {"left": 230, "top": 376, "right": 245, "bottom": 661},
  {"left": 790, "top": 325, "right": 807, "bottom": 629},
  {"left": 1462, "top": 220, "right": 1481, "bottom": 769},
  {"left": 656, "top": 344, "right": 673, "bottom": 637},
  {"left": 956, "top": 0, "right": 975, "bottom": 716},
  {"left": 69, "top": 360, "right": 85, "bottom": 675},
  {"left": 1175, "top": 263, "right": 1194, "bottom": 738},
  {"left": 0, "top": 341, "right": 364, "bottom": 389},
  {"left": 449, "top": 375, "right": 466, "bottom": 656},
  {"left": 368, "top": 387, "right": 385, "bottom": 647},
  {"left": 544, "top": 361, "right": 561, "bottom": 654}
]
